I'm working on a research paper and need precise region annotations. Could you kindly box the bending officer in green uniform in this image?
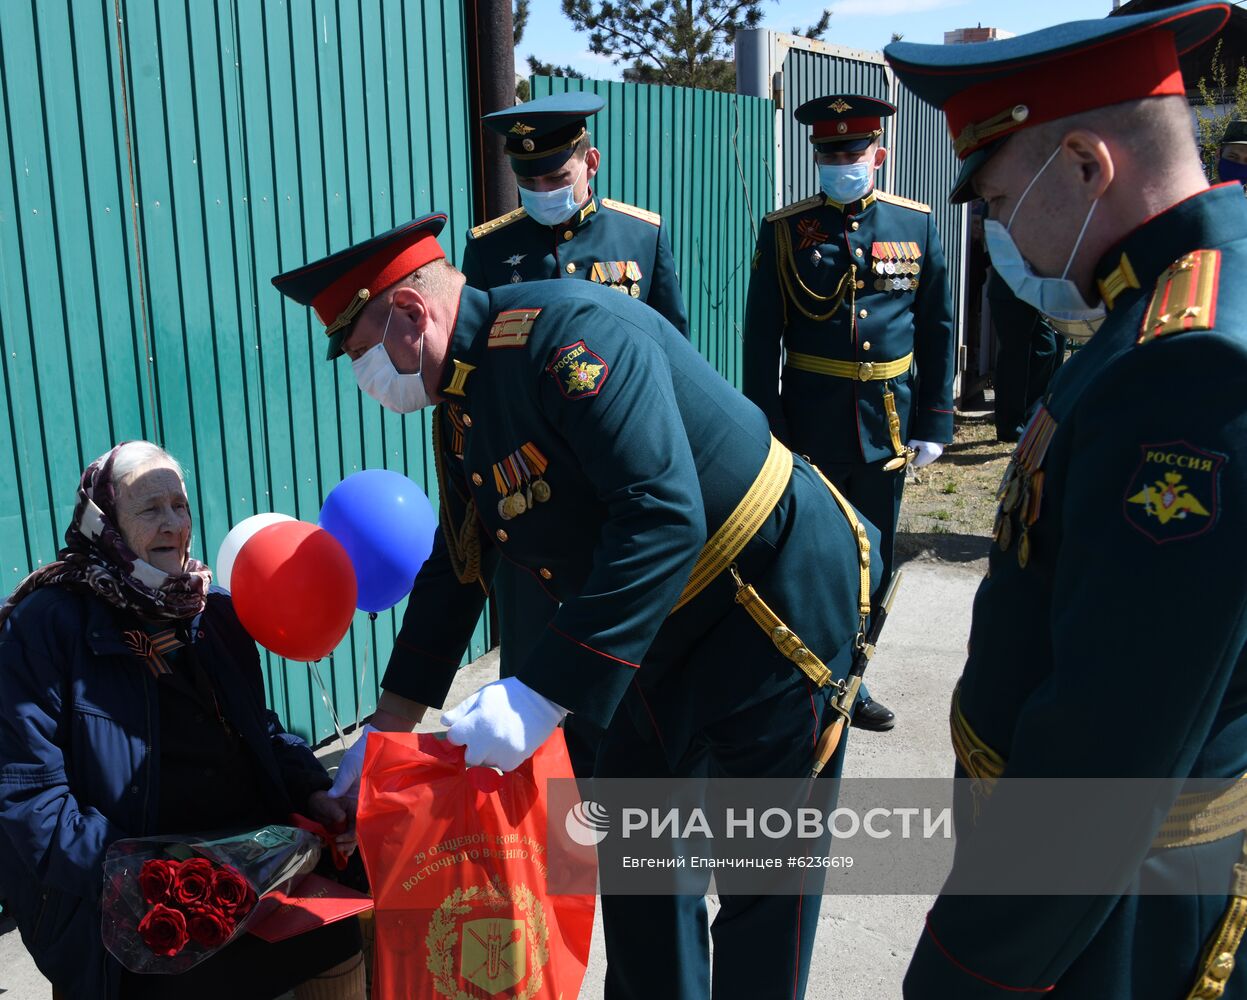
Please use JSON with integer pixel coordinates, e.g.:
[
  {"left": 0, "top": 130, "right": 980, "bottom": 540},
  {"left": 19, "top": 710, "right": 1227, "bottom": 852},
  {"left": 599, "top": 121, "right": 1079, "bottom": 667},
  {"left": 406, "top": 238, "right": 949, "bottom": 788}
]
[{"left": 273, "top": 213, "right": 881, "bottom": 1000}]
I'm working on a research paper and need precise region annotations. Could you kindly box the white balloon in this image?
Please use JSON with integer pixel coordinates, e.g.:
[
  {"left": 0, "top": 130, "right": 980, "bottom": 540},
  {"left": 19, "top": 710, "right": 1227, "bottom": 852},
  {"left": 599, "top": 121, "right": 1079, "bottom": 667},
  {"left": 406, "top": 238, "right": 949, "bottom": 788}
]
[{"left": 214, "top": 513, "right": 296, "bottom": 592}]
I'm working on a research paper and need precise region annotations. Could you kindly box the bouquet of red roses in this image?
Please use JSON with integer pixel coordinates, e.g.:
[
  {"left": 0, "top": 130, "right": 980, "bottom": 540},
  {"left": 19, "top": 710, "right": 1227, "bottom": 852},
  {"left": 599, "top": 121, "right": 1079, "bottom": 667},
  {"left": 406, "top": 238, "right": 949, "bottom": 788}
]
[{"left": 101, "top": 824, "right": 322, "bottom": 973}]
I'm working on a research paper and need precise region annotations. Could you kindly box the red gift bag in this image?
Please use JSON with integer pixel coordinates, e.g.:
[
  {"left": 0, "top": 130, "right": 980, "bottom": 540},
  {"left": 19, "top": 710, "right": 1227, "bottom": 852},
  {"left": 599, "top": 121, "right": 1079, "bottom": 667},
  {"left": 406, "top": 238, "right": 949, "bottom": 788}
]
[{"left": 357, "top": 730, "right": 595, "bottom": 1000}]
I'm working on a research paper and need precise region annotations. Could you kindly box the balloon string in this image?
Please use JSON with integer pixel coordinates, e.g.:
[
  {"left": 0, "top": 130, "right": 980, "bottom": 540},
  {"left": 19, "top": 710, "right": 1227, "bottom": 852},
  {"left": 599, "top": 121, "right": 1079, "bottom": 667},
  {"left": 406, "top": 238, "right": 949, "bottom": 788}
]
[
  {"left": 355, "top": 612, "right": 377, "bottom": 730},
  {"left": 309, "top": 658, "right": 349, "bottom": 756}
]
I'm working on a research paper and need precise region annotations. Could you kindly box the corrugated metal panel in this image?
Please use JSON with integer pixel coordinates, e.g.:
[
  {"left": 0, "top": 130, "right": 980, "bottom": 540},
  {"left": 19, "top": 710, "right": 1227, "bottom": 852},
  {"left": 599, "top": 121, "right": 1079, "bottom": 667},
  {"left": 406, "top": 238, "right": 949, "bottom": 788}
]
[
  {"left": 778, "top": 41, "right": 967, "bottom": 389},
  {"left": 0, "top": 0, "right": 480, "bottom": 745},
  {"left": 890, "top": 79, "right": 968, "bottom": 363},
  {"left": 530, "top": 75, "right": 775, "bottom": 388}
]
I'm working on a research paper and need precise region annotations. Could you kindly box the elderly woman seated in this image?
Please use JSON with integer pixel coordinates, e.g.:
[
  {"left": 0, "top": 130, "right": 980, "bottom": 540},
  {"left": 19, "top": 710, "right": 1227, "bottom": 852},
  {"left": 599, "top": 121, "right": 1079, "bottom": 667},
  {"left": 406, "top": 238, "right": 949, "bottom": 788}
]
[{"left": 0, "top": 441, "right": 366, "bottom": 999}]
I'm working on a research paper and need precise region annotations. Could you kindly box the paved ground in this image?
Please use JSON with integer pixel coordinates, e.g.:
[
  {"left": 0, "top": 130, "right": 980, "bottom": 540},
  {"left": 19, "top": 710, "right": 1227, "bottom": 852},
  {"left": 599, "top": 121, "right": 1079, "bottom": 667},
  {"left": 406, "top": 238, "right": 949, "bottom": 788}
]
[{"left": 0, "top": 556, "right": 980, "bottom": 999}]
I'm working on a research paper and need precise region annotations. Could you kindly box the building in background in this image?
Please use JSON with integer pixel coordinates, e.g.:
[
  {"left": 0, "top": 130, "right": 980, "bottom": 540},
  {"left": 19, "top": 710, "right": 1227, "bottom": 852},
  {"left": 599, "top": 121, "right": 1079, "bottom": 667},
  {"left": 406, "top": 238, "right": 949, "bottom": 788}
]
[{"left": 943, "top": 25, "right": 1015, "bottom": 45}]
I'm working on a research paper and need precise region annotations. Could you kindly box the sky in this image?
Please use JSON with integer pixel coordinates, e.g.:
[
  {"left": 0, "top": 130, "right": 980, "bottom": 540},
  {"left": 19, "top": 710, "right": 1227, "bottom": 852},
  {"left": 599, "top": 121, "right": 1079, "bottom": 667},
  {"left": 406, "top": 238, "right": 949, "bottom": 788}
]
[{"left": 519, "top": 0, "right": 1149, "bottom": 80}]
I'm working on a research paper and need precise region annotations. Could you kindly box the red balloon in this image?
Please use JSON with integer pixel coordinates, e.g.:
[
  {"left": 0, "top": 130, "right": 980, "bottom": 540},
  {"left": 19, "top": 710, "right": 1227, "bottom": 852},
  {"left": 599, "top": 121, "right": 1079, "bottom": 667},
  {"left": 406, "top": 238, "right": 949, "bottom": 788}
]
[{"left": 231, "top": 521, "right": 357, "bottom": 661}]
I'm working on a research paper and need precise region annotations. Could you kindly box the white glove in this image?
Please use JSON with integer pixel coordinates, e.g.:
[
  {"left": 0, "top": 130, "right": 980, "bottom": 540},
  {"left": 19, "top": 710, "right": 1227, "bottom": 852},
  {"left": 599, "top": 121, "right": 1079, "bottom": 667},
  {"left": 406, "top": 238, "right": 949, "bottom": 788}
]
[
  {"left": 327, "top": 723, "right": 377, "bottom": 800},
  {"left": 441, "top": 677, "right": 567, "bottom": 772},
  {"left": 908, "top": 440, "right": 944, "bottom": 469}
]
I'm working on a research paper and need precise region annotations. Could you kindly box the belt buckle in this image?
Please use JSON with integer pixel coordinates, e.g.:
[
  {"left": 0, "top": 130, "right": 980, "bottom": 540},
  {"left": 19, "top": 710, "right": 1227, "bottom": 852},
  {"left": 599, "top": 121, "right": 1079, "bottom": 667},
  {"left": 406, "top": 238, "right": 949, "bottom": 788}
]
[{"left": 857, "top": 361, "right": 875, "bottom": 381}]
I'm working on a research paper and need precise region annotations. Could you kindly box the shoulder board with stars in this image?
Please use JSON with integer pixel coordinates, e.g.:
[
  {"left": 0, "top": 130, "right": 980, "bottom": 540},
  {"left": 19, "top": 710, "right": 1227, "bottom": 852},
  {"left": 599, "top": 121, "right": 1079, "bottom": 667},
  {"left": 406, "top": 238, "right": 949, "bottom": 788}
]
[
  {"left": 601, "top": 198, "right": 662, "bottom": 227},
  {"left": 1138, "top": 250, "right": 1220, "bottom": 345},
  {"left": 874, "top": 191, "right": 931, "bottom": 214},
  {"left": 470, "top": 206, "right": 529, "bottom": 240},
  {"left": 489, "top": 308, "right": 542, "bottom": 349},
  {"left": 764, "top": 194, "right": 824, "bottom": 224}
]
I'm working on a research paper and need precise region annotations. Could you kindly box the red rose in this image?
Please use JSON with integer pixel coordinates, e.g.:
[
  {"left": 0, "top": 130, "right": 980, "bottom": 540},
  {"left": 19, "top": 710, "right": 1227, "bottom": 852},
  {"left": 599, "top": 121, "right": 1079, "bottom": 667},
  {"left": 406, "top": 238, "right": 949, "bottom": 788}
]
[
  {"left": 138, "top": 859, "right": 177, "bottom": 904},
  {"left": 138, "top": 903, "right": 189, "bottom": 957},
  {"left": 209, "top": 866, "right": 256, "bottom": 917},
  {"left": 186, "top": 907, "right": 235, "bottom": 948},
  {"left": 171, "top": 857, "right": 216, "bottom": 908}
]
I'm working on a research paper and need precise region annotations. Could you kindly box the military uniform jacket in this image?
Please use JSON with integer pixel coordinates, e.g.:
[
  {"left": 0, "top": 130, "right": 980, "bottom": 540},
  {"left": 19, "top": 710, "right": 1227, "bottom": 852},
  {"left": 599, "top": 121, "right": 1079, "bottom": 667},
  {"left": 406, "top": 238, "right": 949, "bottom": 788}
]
[
  {"left": 379, "top": 282, "right": 875, "bottom": 735},
  {"left": 907, "top": 184, "right": 1247, "bottom": 997},
  {"left": 742, "top": 190, "right": 956, "bottom": 466},
  {"left": 460, "top": 193, "right": 689, "bottom": 337}
]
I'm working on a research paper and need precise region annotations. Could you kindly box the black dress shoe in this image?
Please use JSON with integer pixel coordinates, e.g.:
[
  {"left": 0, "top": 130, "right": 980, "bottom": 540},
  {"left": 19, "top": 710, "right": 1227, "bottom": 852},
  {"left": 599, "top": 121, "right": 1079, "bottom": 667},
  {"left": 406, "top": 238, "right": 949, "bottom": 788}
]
[{"left": 852, "top": 697, "right": 896, "bottom": 732}]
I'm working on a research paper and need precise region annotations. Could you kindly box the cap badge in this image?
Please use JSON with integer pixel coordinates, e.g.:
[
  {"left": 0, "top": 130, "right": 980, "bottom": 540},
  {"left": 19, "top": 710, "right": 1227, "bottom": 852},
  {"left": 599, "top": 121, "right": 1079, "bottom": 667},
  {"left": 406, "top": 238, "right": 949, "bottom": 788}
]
[
  {"left": 836, "top": 122, "right": 848, "bottom": 134},
  {"left": 829, "top": 99, "right": 853, "bottom": 113},
  {"left": 522, "top": 138, "right": 536, "bottom": 151},
  {"left": 510, "top": 122, "right": 536, "bottom": 135}
]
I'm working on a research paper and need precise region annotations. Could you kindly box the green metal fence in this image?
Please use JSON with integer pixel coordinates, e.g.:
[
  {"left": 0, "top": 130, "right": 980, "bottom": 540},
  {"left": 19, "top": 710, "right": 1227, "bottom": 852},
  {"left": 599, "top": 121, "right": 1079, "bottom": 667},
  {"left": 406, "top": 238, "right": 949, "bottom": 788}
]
[
  {"left": 0, "top": 0, "right": 479, "bottom": 745},
  {"left": 0, "top": 11, "right": 775, "bottom": 746},
  {"left": 530, "top": 76, "right": 776, "bottom": 388}
]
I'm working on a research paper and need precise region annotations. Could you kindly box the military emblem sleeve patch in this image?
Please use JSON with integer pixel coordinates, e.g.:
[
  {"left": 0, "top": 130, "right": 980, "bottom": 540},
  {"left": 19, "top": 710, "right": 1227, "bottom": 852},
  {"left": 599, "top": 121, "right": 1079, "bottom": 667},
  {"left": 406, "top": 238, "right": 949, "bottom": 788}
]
[
  {"left": 1123, "top": 441, "right": 1225, "bottom": 544},
  {"left": 547, "top": 340, "right": 609, "bottom": 400}
]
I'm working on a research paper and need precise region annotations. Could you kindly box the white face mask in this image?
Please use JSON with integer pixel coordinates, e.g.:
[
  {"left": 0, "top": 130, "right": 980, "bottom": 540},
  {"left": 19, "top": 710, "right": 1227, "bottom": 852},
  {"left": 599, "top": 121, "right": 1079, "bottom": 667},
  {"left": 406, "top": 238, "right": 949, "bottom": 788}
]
[
  {"left": 819, "top": 161, "right": 873, "bottom": 204},
  {"left": 351, "top": 303, "right": 431, "bottom": 413},
  {"left": 518, "top": 161, "right": 586, "bottom": 227},
  {"left": 983, "top": 146, "right": 1105, "bottom": 340}
]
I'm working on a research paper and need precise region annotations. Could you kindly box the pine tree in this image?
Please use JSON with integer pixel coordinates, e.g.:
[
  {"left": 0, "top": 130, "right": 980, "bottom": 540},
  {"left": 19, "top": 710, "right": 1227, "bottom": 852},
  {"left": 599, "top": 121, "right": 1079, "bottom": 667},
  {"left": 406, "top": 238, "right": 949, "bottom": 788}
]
[
  {"left": 560, "top": 0, "right": 831, "bottom": 93},
  {"left": 515, "top": 0, "right": 585, "bottom": 101}
]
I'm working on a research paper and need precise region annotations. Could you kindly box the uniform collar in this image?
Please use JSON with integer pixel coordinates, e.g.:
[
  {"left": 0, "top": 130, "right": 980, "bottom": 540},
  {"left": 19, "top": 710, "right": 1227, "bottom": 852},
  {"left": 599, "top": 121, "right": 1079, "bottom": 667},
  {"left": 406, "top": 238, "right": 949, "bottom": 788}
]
[
  {"left": 1095, "top": 183, "right": 1247, "bottom": 313},
  {"left": 439, "top": 285, "right": 491, "bottom": 402},
  {"left": 571, "top": 191, "right": 600, "bottom": 230},
  {"left": 823, "top": 188, "right": 878, "bottom": 217}
]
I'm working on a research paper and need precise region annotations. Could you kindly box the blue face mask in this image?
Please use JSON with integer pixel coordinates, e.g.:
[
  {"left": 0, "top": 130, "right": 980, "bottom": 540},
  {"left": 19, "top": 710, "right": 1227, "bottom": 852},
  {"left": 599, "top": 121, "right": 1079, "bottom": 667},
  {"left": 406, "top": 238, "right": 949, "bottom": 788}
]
[
  {"left": 983, "top": 146, "right": 1105, "bottom": 341},
  {"left": 518, "top": 162, "right": 586, "bottom": 227},
  {"left": 1219, "top": 156, "right": 1247, "bottom": 185},
  {"left": 818, "top": 161, "right": 873, "bottom": 204}
]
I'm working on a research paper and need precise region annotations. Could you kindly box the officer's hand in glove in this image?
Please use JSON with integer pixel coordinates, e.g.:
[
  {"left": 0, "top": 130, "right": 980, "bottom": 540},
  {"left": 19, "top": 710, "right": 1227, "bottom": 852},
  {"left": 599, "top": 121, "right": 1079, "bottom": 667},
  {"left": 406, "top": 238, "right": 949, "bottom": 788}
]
[
  {"left": 442, "top": 677, "right": 568, "bottom": 772},
  {"left": 907, "top": 440, "right": 944, "bottom": 469},
  {"left": 327, "top": 723, "right": 378, "bottom": 802}
]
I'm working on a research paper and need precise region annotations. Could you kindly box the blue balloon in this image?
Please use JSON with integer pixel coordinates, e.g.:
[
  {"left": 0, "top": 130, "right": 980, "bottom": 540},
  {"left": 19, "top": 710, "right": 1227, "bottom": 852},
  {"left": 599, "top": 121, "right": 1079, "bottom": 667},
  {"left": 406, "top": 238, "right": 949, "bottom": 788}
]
[{"left": 318, "top": 470, "right": 436, "bottom": 613}]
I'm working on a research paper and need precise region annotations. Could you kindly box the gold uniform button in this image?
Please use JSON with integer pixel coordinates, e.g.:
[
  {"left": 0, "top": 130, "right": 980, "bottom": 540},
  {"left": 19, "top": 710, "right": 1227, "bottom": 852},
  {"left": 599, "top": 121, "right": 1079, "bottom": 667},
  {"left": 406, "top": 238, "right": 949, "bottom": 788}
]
[
  {"left": 854, "top": 248, "right": 863, "bottom": 258},
  {"left": 471, "top": 472, "right": 483, "bottom": 486},
  {"left": 563, "top": 230, "right": 574, "bottom": 240},
  {"left": 495, "top": 529, "right": 509, "bottom": 543},
  {"left": 566, "top": 262, "right": 577, "bottom": 274},
  {"left": 1210, "top": 952, "right": 1235, "bottom": 981},
  {"left": 539, "top": 567, "right": 553, "bottom": 580},
  {"left": 856, "top": 280, "right": 865, "bottom": 290},
  {"left": 862, "top": 341, "right": 872, "bottom": 351},
  {"left": 462, "top": 414, "right": 473, "bottom": 428},
  {"left": 859, "top": 308, "right": 868, "bottom": 318},
  {"left": 851, "top": 221, "right": 860, "bottom": 231}
]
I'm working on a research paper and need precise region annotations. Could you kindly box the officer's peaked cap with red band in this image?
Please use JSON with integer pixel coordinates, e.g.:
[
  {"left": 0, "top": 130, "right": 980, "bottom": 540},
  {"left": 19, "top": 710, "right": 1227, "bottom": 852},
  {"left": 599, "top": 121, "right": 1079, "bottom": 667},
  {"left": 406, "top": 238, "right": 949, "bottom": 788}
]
[
  {"left": 884, "top": 1, "right": 1231, "bottom": 203},
  {"left": 271, "top": 213, "right": 448, "bottom": 360},
  {"left": 795, "top": 95, "right": 896, "bottom": 153}
]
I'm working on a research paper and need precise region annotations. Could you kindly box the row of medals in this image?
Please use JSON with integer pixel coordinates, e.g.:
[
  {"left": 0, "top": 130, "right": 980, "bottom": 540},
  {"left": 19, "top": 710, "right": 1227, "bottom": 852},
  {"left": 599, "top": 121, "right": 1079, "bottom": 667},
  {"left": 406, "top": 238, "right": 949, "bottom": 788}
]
[
  {"left": 872, "top": 258, "right": 920, "bottom": 292},
  {"left": 498, "top": 478, "right": 552, "bottom": 520},
  {"left": 993, "top": 462, "right": 1036, "bottom": 569}
]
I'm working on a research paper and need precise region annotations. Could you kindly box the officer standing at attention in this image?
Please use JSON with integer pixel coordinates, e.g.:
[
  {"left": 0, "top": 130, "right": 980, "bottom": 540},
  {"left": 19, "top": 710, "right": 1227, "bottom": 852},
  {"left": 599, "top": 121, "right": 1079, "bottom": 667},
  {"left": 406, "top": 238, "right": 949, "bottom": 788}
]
[
  {"left": 885, "top": 3, "right": 1247, "bottom": 996},
  {"left": 463, "top": 92, "right": 688, "bottom": 335},
  {"left": 742, "top": 95, "right": 956, "bottom": 732},
  {"left": 462, "top": 92, "right": 690, "bottom": 776},
  {"left": 272, "top": 214, "right": 880, "bottom": 1000}
]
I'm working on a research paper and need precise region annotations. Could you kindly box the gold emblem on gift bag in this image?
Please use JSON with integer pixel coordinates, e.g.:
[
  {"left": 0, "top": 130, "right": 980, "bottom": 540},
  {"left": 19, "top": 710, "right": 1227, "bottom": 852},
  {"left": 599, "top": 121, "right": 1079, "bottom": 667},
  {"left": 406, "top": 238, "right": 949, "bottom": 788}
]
[
  {"left": 426, "top": 879, "right": 551, "bottom": 1000},
  {"left": 460, "top": 918, "right": 526, "bottom": 993}
]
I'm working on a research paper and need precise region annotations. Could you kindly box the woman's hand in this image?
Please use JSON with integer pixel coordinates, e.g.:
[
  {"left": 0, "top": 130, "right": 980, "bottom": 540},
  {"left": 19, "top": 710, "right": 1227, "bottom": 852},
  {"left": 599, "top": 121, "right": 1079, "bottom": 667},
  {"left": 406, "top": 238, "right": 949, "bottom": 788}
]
[{"left": 306, "top": 790, "right": 358, "bottom": 858}]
